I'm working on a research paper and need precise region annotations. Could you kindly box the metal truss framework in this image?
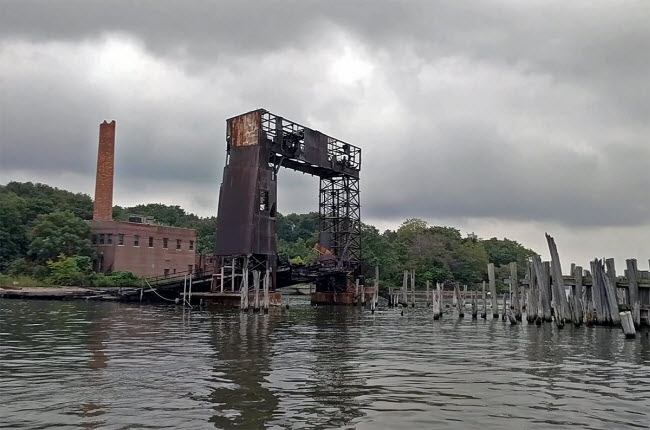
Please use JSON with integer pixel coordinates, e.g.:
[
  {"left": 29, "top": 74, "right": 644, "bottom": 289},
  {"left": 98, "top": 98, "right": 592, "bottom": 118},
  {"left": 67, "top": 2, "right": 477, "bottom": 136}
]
[
  {"left": 319, "top": 176, "right": 361, "bottom": 269},
  {"left": 216, "top": 108, "right": 362, "bottom": 292}
]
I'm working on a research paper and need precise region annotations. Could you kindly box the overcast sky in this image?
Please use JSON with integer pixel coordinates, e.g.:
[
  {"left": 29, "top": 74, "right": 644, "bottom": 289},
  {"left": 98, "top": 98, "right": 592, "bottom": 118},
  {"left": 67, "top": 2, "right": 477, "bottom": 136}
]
[{"left": 1, "top": 1, "right": 649, "bottom": 269}]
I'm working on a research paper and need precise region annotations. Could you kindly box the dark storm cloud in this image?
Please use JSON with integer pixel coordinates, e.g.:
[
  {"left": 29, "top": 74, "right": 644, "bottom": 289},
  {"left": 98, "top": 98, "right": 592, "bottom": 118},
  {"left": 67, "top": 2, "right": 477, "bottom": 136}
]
[{"left": 1, "top": 0, "right": 649, "bottom": 229}]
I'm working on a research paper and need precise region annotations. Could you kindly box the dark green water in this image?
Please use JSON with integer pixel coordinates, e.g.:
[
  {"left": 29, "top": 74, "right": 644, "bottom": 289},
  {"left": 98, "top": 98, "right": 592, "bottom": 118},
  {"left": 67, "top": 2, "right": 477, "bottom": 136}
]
[{"left": 1, "top": 299, "right": 649, "bottom": 429}]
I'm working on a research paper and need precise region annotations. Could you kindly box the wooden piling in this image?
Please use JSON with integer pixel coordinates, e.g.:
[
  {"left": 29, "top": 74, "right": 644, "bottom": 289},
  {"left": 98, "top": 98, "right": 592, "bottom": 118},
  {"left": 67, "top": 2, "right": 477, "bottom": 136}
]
[
  {"left": 400, "top": 270, "right": 409, "bottom": 306},
  {"left": 620, "top": 311, "right": 636, "bottom": 338},
  {"left": 426, "top": 281, "right": 430, "bottom": 307},
  {"left": 481, "top": 281, "right": 487, "bottom": 319},
  {"left": 253, "top": 270, "right": 260, "bottom": 313},
  {"left": 501, "top": 293, "right": 507, "bottom": 321},
  {"left": 572, "top": 265, "right": 583, "bottom": 325},
  {"left": 626, "top": 259, "right": 640, "bottom": 327},
  {"left": 372, "top": 266, "right": 378, "bottom": 313},
  {"left": 488, "top": 263, "right": 498, "bottom": 318},
  {"left": 471, "top": 290, "right": 478, "bottom": 319},
  {"left": 531, "top": 255, "right": 552, "bottom": 322},
  {"left": 603, "top": 259, "right": 621, "bottom": 325},
  {"left": 510, "top": 262, "right": 521, "bottom": 320},
  {"left": 263, "top": 269, "right": 270, "bottom": 314},
  {"left": 546, "top": 233, "right": 570, "bottom": 324},
  {"left": 455, "top": 284, "right": 464, "bottom": 317},
  {"left": 220, "top": 265, "right": 224, "bottom": 293},
  {"left": 411, "top": 269, "right": 416, "bottom": 308}
]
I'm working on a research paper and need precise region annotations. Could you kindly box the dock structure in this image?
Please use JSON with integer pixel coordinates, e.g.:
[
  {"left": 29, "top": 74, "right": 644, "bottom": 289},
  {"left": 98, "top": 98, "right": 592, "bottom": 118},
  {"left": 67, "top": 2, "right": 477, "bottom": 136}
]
[{"left": 210, "top": 109, "right": 363, "bottom": 307}]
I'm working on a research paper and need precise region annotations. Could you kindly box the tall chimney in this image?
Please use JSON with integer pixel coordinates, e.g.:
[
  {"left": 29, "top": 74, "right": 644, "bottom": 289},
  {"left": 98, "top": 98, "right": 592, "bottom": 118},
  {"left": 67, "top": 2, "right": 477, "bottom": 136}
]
[{"left": 93, "top": 120, "right": 116, "bottom": 221}]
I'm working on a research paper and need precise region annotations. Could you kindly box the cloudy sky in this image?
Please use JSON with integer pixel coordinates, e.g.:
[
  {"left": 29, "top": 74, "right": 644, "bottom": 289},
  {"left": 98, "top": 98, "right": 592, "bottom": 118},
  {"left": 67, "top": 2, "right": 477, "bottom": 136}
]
[{"left": 1, "top": 1, "right": 649, "bottom": 269}]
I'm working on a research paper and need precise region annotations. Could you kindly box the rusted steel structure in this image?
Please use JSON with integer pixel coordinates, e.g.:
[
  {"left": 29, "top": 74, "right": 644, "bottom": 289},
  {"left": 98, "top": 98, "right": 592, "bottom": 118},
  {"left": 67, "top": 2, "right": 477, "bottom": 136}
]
[{"left": 215, "top": 109, "right": 361, "bottom": 304}]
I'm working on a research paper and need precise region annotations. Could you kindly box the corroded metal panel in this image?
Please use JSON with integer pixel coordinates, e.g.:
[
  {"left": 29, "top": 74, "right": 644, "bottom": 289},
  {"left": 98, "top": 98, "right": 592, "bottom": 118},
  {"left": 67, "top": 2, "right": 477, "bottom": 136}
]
[{"left": 231, "top": 110, "right": 261, "bottom": 147}]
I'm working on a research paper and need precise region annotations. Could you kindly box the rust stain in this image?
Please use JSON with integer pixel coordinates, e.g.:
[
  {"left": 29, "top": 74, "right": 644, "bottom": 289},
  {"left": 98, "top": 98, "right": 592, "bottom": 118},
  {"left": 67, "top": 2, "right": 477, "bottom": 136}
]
[{"left": 231, "top": 110, "right": 261, "bottom": 147}]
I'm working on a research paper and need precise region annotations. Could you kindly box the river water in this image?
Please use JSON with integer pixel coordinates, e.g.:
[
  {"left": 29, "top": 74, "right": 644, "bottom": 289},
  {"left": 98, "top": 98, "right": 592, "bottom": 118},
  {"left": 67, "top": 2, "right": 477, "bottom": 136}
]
[{"left": 1, "top": 299, "right": 649, "bottom": 429}]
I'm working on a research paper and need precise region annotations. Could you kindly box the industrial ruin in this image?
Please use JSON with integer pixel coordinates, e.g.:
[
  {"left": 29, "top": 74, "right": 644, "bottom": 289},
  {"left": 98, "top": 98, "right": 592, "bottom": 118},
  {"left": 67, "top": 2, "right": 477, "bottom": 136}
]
[{"left": 211, "top": 109, "right": 363, "bottom": 306}]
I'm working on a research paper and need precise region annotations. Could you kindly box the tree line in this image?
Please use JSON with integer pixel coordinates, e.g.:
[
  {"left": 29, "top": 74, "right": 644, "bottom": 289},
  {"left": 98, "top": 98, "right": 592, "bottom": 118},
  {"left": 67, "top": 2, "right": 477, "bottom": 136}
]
[{"left": 0, "top": 181, "right": 535, "bottom": 290}]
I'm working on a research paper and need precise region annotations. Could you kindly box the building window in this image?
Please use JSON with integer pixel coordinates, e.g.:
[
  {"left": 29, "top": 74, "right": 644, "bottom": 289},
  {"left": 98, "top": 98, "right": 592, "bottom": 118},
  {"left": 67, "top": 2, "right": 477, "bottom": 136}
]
[
  {"left": 92, "top": 234, "right": 97, "bottom": 245},
  {"left": 189, "top": 240, "right": 194, "bottom": 250},
  {"left": 149, "top": 236, "right": 154, "bottom": 248},
  {"left": 107, "top": 234, "right": 113, "bottom": 245},
  {"left": 163, "top": 238, "right": 169, "bottom": 249},
  {"left": 176, "top": 239, "right": 182, "bottom": 250},
  {"left": 118, "top": 234, "right": 124, "bottom": 246},
  {"left": 99, "top": 234, "right": 105, "bottom": 245},
  {"left": 134, "top": 235, "right": 140, "bottom": 247},
  {"left": 188, "top": 265, "right": 193, "bottom": 273},
  {"left": 259, "top": 189, "right": 269, "bottom": 211},
  {"left": 164, "top": 268, "right": 170, "bottom": 278}
]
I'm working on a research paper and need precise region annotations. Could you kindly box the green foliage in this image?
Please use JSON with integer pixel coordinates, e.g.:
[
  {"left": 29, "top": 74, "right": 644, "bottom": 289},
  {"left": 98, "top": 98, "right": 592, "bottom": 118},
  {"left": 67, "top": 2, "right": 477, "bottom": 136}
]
[
  {"left": 1, "top": 181, "right": 538, "bottom": 290},
  {"left": 46, "top": 254, "right": 89, "bottom": 286},
  {"left": 28, "top": 211, "right": 95, "bottom": 263}
]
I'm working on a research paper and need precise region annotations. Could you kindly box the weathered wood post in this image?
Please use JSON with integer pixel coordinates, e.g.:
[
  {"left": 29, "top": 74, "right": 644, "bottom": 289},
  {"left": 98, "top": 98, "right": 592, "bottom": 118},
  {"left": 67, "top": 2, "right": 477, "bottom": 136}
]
[
  {"left": 242, "top": 268, "right": 249, "bottom": 311},
  {"left": 231, "top": 259, "right": 236, "bottom": 292},
  {"left": 253, "top": 270, "right": 260, "bottom": 313},
  {"left": 573, "top": 265, "right": 583, "bottom": 326},
  {"left": 471, "top": 290, "right": 478, "bottom": 319},
  {"left": 426, "top": 281, "right": 430, "bottom": 307},
  {"left": 481, "top": 281, "right": 487, "bottom": 319},
  {"left": 372, "top": 266, "right": 378, "bottom": 313},
  {"left": 411, "top": 269, "right": 416, "bottom": 307},
  {"left": 432, "top": 283, "right": 439, "bottom": 320},
  {"left": 626, "top": 259, "right": 640, "bottom": 327},
  {"left": 263, "top": 269, "right": 270, "bottom": 314},
  {"left": 531, "top": 255, "right": 551, "bottom": 322},
  {"left": 439, "top": 282, "right": 444, "bottom": 317},
  {"left": 220, "top": 265, "right": 224, "bottom": 293},
  {"left": 620, "top": 311, "right": 636, "bottom": 338},
  {"left": 590, "top": 260, "right": 607, "bottom": 324},
  {"left": 455, "top": 283, "right": 464, "bottom": 317},
  {"left": 502, "top": 293, "right": 507, "bottom": 321},
  {"left": 510, "top": 262, "right": 521, "bottom": 321},
  {"left": 463, "top": 284, "right": 467, "bottom": 309},
  {"left": 183, "top": 274, "right": 187, "bottom": 308},
  {"left": 402, "top": 270, "right": 408, "bottom": 306},
  {"left": 488, "top": 263, "right": 498, "bottom": 318},
  {"left": 604, "top": 259, "right": 621, "bottom": 325},
  {"left": 546, "top": 234, "right": 570, "bottom": 325}
]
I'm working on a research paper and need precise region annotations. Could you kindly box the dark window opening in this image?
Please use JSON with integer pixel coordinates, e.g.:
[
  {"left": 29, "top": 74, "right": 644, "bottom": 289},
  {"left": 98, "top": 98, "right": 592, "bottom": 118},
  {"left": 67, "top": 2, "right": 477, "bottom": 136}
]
[
  {"left": 99, "top": 234, "right": 105, "bottom": 245},
  {"left": 259, "top": 189, "right": 269, "bottom": 211},
  {"left": 189, "top": 240, "right": 194, "bottom": 250},
  {"left": 134, "top": 235, "right": 140, "bottom": 247},
  {"left": 188, "top": 264, "right": 193, "bottom": 273},
  {"left": 163, "top": 238, "right": 169, "bottom": 249},
  {"left": 176, "top": 239, "right": 182, "bottom": 250},
  {"left": 164, "top": 268, "right": 170, "bottom": 277},
  {"left": 118, "top": 234, "right": 124, "bottom": 246},
  {"left": 149, "top": 236, "right": 154, "bottom": 248},
  {"left": 107, "top": 234, "right": 113, "bottom": 245},
  {"left": 269, "top": 202, "right": 277, "bottom": 218}
]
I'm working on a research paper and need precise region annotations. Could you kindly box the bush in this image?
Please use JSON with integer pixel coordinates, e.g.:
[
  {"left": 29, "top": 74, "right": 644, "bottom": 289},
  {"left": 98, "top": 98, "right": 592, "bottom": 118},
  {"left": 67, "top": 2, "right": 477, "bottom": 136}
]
[
  {"left": 107, "top": 271, "right": 140, "bottom": 287},
  {"left": 46, "top": 254, "right": 90, "bottom": 286}
]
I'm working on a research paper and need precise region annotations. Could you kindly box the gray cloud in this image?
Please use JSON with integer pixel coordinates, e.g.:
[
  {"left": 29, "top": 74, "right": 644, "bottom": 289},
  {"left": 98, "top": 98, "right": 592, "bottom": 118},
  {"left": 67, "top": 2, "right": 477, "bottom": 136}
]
[{"left": 1, "top": 0, "right": 649, "bottom": 244}]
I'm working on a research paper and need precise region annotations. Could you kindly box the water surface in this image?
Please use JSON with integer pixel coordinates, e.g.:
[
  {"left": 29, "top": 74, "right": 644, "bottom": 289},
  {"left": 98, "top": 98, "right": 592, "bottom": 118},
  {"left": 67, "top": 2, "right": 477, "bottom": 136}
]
[{"left": 1, "top": 299, "right": 649, "bottom": 429}]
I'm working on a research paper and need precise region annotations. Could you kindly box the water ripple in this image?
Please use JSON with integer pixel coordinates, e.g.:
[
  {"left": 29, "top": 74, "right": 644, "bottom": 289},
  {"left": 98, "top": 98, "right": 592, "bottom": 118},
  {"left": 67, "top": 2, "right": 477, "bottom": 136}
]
[{"left": 1, "top": 299, "right": 650, "bottom": 429}]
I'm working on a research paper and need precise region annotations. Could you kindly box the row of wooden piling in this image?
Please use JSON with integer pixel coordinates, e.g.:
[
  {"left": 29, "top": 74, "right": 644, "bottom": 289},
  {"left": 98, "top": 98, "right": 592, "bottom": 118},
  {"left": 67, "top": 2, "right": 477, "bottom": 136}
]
[
  {"left": 375, "top": 233, "right": 647, "bottom": 338},
  {"left": 240, "top": 269, "right": 272, "bottom": 313}
]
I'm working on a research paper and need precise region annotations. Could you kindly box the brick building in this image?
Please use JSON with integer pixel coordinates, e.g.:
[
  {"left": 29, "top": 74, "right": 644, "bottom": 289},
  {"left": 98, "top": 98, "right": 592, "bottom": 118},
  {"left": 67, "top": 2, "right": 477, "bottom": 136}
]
[{"left": 91, "top": 120, "right": 196, "bottom": 277}]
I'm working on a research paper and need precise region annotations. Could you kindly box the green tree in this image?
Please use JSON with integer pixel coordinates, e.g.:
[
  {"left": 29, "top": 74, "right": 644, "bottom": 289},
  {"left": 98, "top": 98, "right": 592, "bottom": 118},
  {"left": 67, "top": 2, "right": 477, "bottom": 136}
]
[
  {"left": 0, "top": 192, "right": 29, "bottom": 269},
  {"left": 28, "top": 211, "right": 95, "bottom": 263}
]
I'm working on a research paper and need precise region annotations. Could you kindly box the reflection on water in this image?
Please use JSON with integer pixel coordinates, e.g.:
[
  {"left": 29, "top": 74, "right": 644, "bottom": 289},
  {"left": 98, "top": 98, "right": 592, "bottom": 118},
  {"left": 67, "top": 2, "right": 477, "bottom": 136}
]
[{"left": 1, "top": 299, "right": 650, "bottom": 429}]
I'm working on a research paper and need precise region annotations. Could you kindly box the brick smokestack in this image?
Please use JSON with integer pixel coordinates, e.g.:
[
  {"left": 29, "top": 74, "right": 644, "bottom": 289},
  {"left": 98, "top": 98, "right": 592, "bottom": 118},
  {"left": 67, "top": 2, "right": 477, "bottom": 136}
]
[{"left": 93, "top": 120, "right": 116, "bottom": 221}]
